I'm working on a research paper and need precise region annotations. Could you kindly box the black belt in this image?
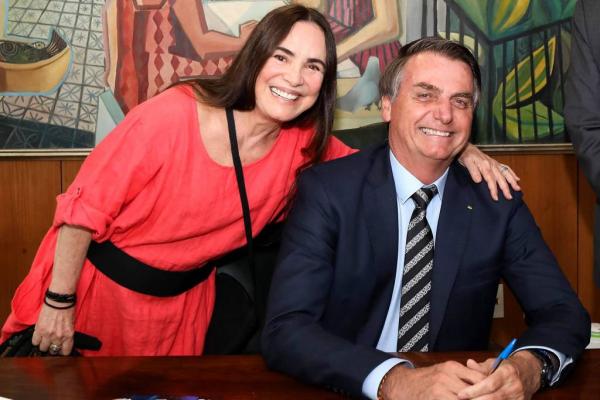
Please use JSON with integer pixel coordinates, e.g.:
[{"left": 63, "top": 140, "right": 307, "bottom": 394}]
[{"left": 87, "top": 241, "right": 227, "bottom": 297}]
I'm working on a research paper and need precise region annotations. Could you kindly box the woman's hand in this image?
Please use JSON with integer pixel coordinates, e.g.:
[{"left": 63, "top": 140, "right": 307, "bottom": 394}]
[
  {"left": 31, "top": 224, "right": 92, "bottom": 355},
  {"left": 32, "top": 303, "right": 75, "bottom": 356},
  {"left": 458, "top": 143, "right": 521, "bottom": 201}
]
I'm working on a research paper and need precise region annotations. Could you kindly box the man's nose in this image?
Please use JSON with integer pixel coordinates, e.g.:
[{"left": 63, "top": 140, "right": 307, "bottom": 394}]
[{"left": 433, "top": 99, "right": 453, "bottom": 124}]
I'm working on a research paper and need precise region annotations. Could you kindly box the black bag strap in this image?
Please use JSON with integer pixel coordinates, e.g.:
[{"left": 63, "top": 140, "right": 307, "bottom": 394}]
[{"left": 226, "top": 108, "right": 255, "bottom": 269}]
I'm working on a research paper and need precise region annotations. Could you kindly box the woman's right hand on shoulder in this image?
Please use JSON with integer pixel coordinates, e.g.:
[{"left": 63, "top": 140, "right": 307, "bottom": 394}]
[{"left": 32, "top": 301, "right": 76, "bottom": 356}]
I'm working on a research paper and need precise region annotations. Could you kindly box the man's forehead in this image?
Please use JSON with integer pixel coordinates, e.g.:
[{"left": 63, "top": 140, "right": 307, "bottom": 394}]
[
  {"left": 402, "top": 52, "right": 474, "bottom": 90},
  {"left": 404, "top": 52, "right": 472, "bottom": 76}
]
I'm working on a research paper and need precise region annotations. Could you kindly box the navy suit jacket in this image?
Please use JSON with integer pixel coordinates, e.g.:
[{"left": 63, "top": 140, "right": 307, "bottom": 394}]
[
  {"left": 262, "top": 143, "right": 590, "bottom": 397},
  {"left": 564, "top": 0, "right": 600, "bottom": 286}
]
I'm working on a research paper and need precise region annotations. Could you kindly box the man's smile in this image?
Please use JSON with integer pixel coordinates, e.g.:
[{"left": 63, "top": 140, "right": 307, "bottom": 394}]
[{"left": 419, "top": 127, "right": 452, "bottom": 137}]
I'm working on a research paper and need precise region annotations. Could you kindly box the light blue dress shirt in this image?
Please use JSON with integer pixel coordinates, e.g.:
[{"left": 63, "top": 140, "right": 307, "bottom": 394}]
[{"left": 361, "top": 150, "right": 569, "bottom": 399}]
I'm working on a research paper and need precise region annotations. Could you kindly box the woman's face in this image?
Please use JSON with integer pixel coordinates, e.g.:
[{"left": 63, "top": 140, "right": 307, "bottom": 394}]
[{"left": 253, "top": 21, "right": 327, "bottom": 125}]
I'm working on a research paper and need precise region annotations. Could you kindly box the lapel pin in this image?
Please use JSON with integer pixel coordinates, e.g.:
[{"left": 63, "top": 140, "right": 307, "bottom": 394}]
[{"left": 467, "top": 205, "right": 473, "bottom": 210}]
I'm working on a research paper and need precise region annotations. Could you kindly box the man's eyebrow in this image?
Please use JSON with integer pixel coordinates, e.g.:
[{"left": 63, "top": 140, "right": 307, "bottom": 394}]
[
  {"left": 451, "top": 92, "right": 475, "bottom": 100},
  {"left": 413, "top": 82, "right": 441, "bottom": 93},
  {"left": 275, "top": 46, "right": 326, "bottom": 68},
  {"left": 414, "top": 82, "right": 474, "bottom": 100}
]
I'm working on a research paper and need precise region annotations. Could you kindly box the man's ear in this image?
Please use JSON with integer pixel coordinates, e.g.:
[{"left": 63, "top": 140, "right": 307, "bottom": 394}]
[{"left": 381, "top": 96, "right": 392, "bottom": 122}]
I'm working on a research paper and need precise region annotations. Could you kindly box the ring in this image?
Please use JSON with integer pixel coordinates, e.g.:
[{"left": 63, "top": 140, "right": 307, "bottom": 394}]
[
  {"left": 499, "top": 164, "right": 509, "bottom": 174},
  {"left": 48, "top": 343, "right": 62, "bottom": 355}
]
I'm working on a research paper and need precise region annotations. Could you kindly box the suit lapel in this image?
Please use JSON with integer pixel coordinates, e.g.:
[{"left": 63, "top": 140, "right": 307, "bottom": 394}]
[
  {"left": 429, "top": 163, "right": 474, "bottom": 348},
  {"left": 358, "top": 144, "right": 399, "bottom": 344}
]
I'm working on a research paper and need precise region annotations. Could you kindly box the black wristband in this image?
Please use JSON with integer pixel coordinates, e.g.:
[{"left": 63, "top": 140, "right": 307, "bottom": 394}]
[
  {"left": 45, "top": 289, "right": 76, "bottom": 304},
  {"left": 529, "top": 349, "right": 558, "bottom": 390},
  {"left": 44, "top": 297, "right": 76, "bottom": 310}
]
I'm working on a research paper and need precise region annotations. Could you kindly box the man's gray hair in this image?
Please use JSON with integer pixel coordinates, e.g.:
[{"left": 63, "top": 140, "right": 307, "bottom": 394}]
[{"left": 379, "top": 36, "right": 482, "bottom": 107}]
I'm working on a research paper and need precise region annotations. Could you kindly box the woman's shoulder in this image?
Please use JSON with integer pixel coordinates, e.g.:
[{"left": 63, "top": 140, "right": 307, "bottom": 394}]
[
  {"left": 129, "top": 84, "right": 197, "bottom": 119},
  {"left": 278, "top": 125, "right": 355, "bottom": 158}
]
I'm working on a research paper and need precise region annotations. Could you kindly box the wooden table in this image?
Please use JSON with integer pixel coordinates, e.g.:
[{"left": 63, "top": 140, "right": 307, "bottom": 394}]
[{"left": 0, "top": 350, "right": 598, "bottom": 399}]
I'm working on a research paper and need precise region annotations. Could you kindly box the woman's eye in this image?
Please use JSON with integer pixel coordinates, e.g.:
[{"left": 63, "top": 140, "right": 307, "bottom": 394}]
[
  {"left": 307, "top": 64, "right": 321, "bottom": 72},
  {"left": 274, "top": 54, "right": 286, "bottom": 62}
]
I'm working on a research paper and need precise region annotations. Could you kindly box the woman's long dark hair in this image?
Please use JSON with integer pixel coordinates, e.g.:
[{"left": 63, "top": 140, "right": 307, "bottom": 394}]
[{"left": 190, "top": 5, "right": 337, "bottom": 170}]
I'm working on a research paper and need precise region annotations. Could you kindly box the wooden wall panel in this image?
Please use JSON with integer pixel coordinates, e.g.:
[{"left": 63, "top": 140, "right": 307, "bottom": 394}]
[
  {"left": 0, "top": 160, "right": 62, "bottom": 324},
  {"left": 578, "top": 169, "right": 600, "bottom": 321},
  {"left": 489, "top": 154, "right": 579, "bottom": 345},
  {"left": 61, "top": 160, "right": 84, "bottom": 191},
  {"left": 0, "top": 154, "right": 596, "bottom": 346}
]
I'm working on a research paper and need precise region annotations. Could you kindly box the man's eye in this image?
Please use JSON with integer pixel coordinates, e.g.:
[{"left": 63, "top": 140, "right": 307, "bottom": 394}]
[
  {"left": 416, "top": 93, "right": 431, "bottom": 100},
  {"left": 453, "top": 98, "right": 471, "bottom": 109}
]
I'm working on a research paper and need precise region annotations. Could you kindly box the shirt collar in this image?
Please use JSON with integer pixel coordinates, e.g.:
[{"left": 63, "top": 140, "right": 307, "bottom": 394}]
[{"left": 389, "top": 150, "right": 449, "bottom": 205}]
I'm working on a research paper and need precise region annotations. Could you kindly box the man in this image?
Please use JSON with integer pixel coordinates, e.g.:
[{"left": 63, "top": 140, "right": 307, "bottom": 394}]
[
  {"left": 262, "top": 37, "right": 590, "bottom": 399},
  {"left": 564, "top": 0, "right": 600, "bottom": 287}
]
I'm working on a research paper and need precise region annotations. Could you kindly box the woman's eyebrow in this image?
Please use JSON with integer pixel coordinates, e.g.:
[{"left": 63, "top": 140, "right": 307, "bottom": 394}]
[{"left": 275, "top": 46, "right": 326, "bottom": 68}]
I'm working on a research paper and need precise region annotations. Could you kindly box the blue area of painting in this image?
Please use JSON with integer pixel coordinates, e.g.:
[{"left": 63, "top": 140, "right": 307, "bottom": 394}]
[
  {"left": 0, "top": 115, "right": 94, "bottom": 149},
  {"left": 0, "top": 121, "right": 14, "bottom": 147}
]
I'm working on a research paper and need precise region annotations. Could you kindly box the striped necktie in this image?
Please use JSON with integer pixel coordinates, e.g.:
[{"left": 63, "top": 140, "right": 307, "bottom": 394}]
[{"left": 397, "top": 185, "right": 438, "bottom": 352}]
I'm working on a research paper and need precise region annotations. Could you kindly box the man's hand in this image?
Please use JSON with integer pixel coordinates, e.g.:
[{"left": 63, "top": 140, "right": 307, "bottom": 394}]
[
  {"left": 380, "top": 361, "right": 487, "bottom": 400},
  {"left": 457, "top": 351, "right": 542, "bottom": 400}
]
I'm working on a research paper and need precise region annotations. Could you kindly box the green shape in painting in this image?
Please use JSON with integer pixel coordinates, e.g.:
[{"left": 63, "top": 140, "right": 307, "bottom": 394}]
[
  {"left": 502, "top": 101, "right": 564, "bottom": 141},
  {"left": 453, "top": 0, "right": 531, "bottom": 39},
  {"left": 491, "top": 0, "right": 530, "bottom": 35},
  {"left": 454, "top": 0, "right": 487, "bottom": 31},
  {"left": 530, "top": 0, "right": 577, "bottom": 26},
  {"left": 492, "top": 36, "right": 561, "bottom": 141},
  {"left": 494, "top": 36, "right": 556, "bottom": 109}
]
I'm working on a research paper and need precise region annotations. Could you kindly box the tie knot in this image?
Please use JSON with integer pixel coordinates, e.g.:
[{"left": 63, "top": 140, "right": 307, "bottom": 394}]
[{"left": 411, "top": 185, "right": 438, "bottom": 209}]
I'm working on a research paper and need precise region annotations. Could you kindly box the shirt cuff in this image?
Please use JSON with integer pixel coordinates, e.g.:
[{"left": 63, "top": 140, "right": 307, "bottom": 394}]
[
  {"left": 362, "top": 358, "right": 414, "bottom": 399},
  {"left": 513, "top": 346, "right": 572, "bottom": 386}
]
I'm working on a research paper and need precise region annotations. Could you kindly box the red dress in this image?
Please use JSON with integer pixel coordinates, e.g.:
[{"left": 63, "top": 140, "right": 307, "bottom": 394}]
[{"left": 1, "top": 85, "right": 355, "bottom": 355}]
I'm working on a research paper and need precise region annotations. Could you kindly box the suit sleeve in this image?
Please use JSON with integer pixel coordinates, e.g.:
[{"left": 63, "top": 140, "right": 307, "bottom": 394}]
[
  {"left": 500, "top": 194, "right": 590, "bottom": 362},
  {"left": 262, "top": 168, "right": 393, "bottom": 397},
  {"left": 564, "top": 0, "right": 600, "bottom": 197}
]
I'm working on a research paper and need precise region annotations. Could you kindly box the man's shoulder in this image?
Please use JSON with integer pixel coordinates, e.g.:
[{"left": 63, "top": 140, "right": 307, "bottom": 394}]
[
  {"left": 297, "top": 144, "right": 388, "bottom": 193},
  {"left": 448, "top": 161, "right": 524, "bottom": 207}
]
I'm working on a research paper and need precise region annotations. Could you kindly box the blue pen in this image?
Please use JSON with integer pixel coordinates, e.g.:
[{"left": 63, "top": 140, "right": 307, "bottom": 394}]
[{"left": 490, "top": 338, "right": 517, "bottom": 373}]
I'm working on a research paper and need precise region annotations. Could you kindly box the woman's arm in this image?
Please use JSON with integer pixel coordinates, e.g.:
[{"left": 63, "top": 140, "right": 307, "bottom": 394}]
[
  {"left": 458, "top": 143, "right": 521, "bottom": 201},
  {"left": 31, "top": 224, "right": 92, "bottom": 355}
]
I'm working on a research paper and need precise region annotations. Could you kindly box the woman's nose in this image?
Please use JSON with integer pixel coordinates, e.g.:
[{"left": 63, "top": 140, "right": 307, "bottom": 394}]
[{"left": 283, "top": 63, "right": 304, "bottom": 86}]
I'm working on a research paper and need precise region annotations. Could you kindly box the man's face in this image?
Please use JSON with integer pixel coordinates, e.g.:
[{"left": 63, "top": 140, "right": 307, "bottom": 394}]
[{"left": 382, "top": 52, "right": 475, "bottom": 175}]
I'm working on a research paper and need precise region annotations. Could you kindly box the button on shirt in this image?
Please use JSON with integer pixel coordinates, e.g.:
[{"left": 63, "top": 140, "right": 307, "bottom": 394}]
[{"left": 361, "top": 151, "right": 570, "bottom": 399}]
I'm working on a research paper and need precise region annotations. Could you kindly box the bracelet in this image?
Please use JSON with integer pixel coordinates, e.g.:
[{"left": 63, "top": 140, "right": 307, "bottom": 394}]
[
  {"left": 45, "top": 289, "right": 76, "bottom": 304},
  {"left": 44, "top": 297, "right": 76, "bottom": 310}
]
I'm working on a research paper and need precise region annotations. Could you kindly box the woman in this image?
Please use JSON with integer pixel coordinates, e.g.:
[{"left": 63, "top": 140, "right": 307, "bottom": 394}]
[{"left": 1, "top": 5, "right": 517, "bottom": 356}]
